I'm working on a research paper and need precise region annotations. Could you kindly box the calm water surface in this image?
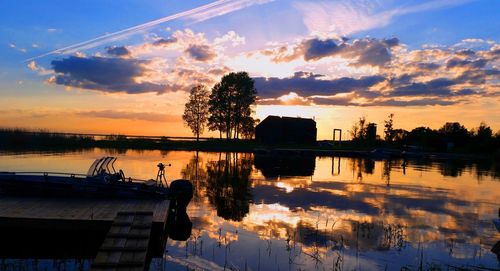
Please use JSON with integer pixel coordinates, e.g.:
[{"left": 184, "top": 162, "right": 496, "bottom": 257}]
[{"left": 0, "top": 148, "right": 499, "bottom": 270}]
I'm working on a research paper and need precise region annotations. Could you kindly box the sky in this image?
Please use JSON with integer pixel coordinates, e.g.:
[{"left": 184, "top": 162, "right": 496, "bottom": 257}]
[{"left": 0, "top": 0, "right": 499, "bottom": 139}]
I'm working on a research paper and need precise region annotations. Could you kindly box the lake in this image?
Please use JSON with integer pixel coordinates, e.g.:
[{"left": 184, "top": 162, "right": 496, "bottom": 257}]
[{"left": 0, "top": 148, "right": 499, "bottom": 270}]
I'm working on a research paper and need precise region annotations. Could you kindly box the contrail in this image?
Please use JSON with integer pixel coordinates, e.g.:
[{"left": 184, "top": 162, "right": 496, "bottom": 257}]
[{"left": 27, "top": 0, "right": 273, "bottom": 61}]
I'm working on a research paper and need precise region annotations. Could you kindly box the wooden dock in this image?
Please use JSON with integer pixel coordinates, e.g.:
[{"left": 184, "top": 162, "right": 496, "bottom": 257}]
[
  {"left": 0, "top": 196, "right": 171, "bottom": 270},
  {"left": 92, "top": 211, "right": 154, "bottom": 271}
]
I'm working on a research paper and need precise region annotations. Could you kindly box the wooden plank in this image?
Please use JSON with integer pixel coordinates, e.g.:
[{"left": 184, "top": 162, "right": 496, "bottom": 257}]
[
  {"left": 91, "top": 212, "right": 154, "bottom": 271},
  {"left": 0, "top": 196, "right": 169, "bottom": 266},
  {"left": 99, "top": 246, "right": 148, "bottom": 252},
  {"left": 0, "top": 196, "right": 169, "bottom": 223}
]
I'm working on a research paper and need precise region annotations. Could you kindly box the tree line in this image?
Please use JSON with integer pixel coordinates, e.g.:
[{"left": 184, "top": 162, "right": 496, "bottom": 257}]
[
  {"left": 183, "top": 72, "right": 258, "bottom": 141},
  {"left": 350, "top": 114, "right": 500, "bottom": 153}
]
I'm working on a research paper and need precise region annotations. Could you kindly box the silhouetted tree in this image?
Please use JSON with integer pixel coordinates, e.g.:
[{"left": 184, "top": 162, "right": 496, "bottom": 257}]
[
  {"left": 183, "top": 85, "right": 209, "bottom": 141},
  {"left": 240, "top": 117, "right": 259, "bottom": 139},
  {"left": 405, "top": 126, "right": 441, "bottom": 149},
  {"left": 474, "top": 122, "right": 493, "bottom": 140},
  {"left": 392, "top": 129, "right": 408, "bottom": 142},
  {"left": 208, "top": 72, "right": 257, "bottom": 140},
  {"left": 438, "top": 122, "right": 470, "bottom": 148},
  {"left": 350, "top": 117, "right": 366, "bottom": 141},
  {"left": 207, "top": 82, "right": 227, "bottom": 139},
  {"left": 384, "top": 113, "right": 394, "bottom": 142},
  {"left": 350, "top": 117, "right": 377, "bottom": 143},
  {"left": 472, "top": 122, "right": 494, "bottom": 152}
]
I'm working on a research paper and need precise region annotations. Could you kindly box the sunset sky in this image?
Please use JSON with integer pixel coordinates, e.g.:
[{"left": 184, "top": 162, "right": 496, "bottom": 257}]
[{"left": 1, "top": 0, "right": 499, "bottom": 139}]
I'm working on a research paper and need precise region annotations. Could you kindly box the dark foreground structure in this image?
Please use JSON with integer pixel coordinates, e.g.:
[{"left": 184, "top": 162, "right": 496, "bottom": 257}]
[
  {"left": 0, "top": 157, "right": 194, "bottom": 271},
  {"left": 255, "top": 116, "right": 317, "bottom": 144},
  {"left": 0, "top": 196, "right": 193, "bottom": 271}
]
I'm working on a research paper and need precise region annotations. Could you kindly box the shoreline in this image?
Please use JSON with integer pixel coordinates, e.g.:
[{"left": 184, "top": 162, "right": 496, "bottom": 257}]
[
  {"left": 0, "top": 140, "right": 493, "bottom": 161},
  {"left": 0, "top": 129, "right": 496, "bottom": 161}
]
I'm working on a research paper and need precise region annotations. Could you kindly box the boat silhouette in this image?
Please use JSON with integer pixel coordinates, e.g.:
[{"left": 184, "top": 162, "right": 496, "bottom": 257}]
[{"left": 0, "top": 157, "right": 193, "bottom": 204}]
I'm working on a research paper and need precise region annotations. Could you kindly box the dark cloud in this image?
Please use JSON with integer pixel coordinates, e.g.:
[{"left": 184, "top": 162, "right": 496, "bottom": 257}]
[
  {"left": 76, "top": 110, "right": 177, "bottom": 122},
  {"left": 258, "top": 39, "right": 497, "bottom": 106},
  {"left": 311, "top": 97, "right": 459, "bottom": 107},
  {"left": 51, "top": 56, "right": 167, "bottom": 94},
  {"left": 253, "top": 60, "right": 488, "bottom": 106},
  {"left": 456, "top": 68, "right": 500, "bottom": 84},
  {"left": 369, "top": 98, "right": 459, "bottom": 107},
  {"left": 153, "top": 37, "right": 178, "bottom": 46},
  {"left": 345, "top": 38, "right": 399, "bottom": 67},
  {"left": 303, "top": 38, "right": 340, "bottom": 60},
  {"left": 388, "top": 74, "right": 415, "bottom": 86},
  {"left": 253, "top": 72, "right": 385, "bottom": 98},
  {"left": 310, "top": 96, "right": 356, "bottom": 106},
  {"left": 185, "top": 44, "right": 217, "bottom": 61},
  {"left": 268, "top": 37, "right": 399, "bottom": 67},
  {"left": 390, "top": 78, "right": 457, "bottom": 97},
  {"left": 446, "top": 58, "right": 488, "bottom": 69},
  {"left": 456, "top": 49, "right": 475, "bottom": 56},
  {"left": 387, "top": 75, "right": 482, "bottom": 98},
  {"left": 253, "top": 70, "right": 479, "bottom": 106},
  {"left": 415, "top": 62, "right": 441, "bottom": 70},
  {"left": 105, "top": 46, "right": 130, "bottom": 57}
]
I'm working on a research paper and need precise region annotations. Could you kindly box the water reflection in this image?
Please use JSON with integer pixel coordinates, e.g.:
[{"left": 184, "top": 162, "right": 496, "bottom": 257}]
[
  {"left": 167, "top": 206, "right": 193, "bottom": 242},
  {"left": 0, "top": 149, "right": 499, "bottom": 270},
  {"left": 181, "top": 152, "right": 208, "bottom": 203},
  {"left": 205, "top": 153, "right": 253, "bottom": 222},
  {"left": 175, "top": 152, "right": 499, "bottom": 270},
  {"left": 254, "top": 153, "right": 316, "bottom": 179}
]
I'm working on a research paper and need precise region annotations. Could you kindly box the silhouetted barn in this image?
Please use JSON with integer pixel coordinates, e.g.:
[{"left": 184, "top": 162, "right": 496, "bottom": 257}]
[{"left": 255, "top": 116, "right": 317, "bottom": 144}]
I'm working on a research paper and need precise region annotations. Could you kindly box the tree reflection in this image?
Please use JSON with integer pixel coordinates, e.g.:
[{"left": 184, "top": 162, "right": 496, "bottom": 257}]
[
  {"left": 349, "top": 158, "right": 375, "bottom": 181},
  {"left": 476, "top": 159, "right": 500, "bottom": 180},
  {"left": 382, "top": 159, "right": 404, "bottom": 186},
  {"left": 383, "top": 160, "right": 391, "bottom": 185},
  {"left": 181, "top": 151, "right": 208, "bottom": 202},
  {"left": 439, "top": 159, "right": 468, "bottom": 177},
  {"left": 205, "top": 152, "right": 253, "bottom": 221}
]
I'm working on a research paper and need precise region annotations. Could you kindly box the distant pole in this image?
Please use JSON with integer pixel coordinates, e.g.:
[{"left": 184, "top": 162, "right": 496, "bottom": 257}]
[{"left": 333, "top": 128, "right": 342, "bottom": 146}]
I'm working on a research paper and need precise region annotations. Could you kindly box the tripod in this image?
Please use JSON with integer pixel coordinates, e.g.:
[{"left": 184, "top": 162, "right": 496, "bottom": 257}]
[{"left": 156, "top": 162, "right": 171, "bottom": 187}]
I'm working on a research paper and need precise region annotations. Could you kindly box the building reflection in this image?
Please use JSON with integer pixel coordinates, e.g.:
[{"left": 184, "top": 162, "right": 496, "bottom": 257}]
[{"left": 254, "top": 153, "right": 315, "bottom": 179}]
